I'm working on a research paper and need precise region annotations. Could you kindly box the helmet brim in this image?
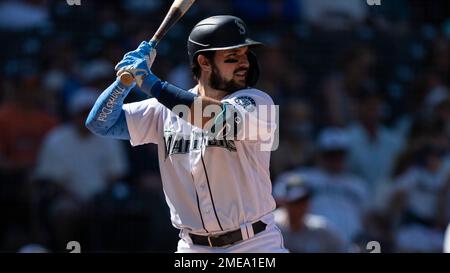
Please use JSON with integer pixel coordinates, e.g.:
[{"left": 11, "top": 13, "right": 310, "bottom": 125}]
[{"left": 192, "top": 39, "right": 263, "bottom": 56}]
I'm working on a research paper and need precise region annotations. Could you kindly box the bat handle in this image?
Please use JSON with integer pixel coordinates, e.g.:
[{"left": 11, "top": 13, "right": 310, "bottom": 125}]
[
  {"left": 149, "top": 39, "right": 159, "bottom": 47},
  {"left": 119, "top": 39, "right": 159, "bottom": 86},
  {"left": 119, "top": 72, "right": 134, "bottom": 86}
]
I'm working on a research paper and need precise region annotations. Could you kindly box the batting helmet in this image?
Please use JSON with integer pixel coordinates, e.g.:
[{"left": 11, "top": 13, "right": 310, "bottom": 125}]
[{"left": 187, "top": 15, "right": 263, "bottom": 86}]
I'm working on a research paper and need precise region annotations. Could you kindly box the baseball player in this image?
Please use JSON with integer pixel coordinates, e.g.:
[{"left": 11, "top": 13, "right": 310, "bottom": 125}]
[{"left": 86, "top": 15, "right": 287, "bottom": 253}]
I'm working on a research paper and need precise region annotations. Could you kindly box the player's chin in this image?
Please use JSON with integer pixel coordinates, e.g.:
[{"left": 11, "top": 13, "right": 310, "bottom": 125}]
[{"left": 233, "top": 75, "right": 247, "bottom": 87}]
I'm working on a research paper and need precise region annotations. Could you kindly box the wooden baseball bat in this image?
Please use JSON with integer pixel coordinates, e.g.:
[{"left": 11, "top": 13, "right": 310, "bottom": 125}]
[{"left": 120, "top": 0, "right": 196, "bottom": 86}]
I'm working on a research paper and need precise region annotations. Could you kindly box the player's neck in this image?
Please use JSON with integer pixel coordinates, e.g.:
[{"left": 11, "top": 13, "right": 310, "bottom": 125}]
[{"left": 197, "top": 79, "right": 228, "bottom": 101}]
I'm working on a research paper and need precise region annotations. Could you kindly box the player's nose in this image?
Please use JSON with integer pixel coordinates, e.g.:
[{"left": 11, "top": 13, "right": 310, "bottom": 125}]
[{"left": 238, "top": 56, "right": 249, "bottom": 69}]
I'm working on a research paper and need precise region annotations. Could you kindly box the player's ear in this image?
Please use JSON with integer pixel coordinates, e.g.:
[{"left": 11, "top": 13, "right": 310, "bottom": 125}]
[{"left": 197, "top": 55, "right": 212, "bottom": 73}]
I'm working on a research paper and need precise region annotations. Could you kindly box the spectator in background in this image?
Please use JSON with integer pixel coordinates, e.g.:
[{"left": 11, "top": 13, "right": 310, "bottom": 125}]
[
  {"left": 387, "top": 144, "right": 450, "bottom": 252},
  {"left": 273, "top": 171, "right": 346, "bottom": 252},
  {"left": 347, "top": 90, "right": 404, "bottom": 189},
  {"left": 0, "top": 75, "right": 58, "bottom": 173},
  {"left": 407, "top": 40, "right": 450, "bottom": 123},
  {"left": 87, "top": 172, "right": 179, "bottom": 252},
  {"left": 321, "top": 44, "right": 377, "bottom": 127},
  {"left": 32, "top": 89, "right": 128, "bottom": 250},
  {"left": 412, "top": 68, "right": 450, "bottom": 120},
  {"left": 80, "top": 59, "right": 115, "bottom": 92},
  {"left": 300, "top": 0, "right": 368, "bottom": 30},
  {"left": 276, "top": 128, "right": 370, "bottom": 246},
  {"left": 309, "top": 128, "right": 370, "bottom": 246},
  {"left": 0, "top": 75, "right": 58, "bottom": 250},
  {"left": 0, "top": 0, "right": 49, "bottom": 30},
  {"left": 41, "top": 39, "right": 80, "bottom": 116},
  {"left": 257, "top": 44, "right": 291, "bottom": 103},
  {"left": 270, "top": 99, "right": 315, "bottom": 178},
  {"left": 54, "top": 58, "right": 115, "bottom": 120}
]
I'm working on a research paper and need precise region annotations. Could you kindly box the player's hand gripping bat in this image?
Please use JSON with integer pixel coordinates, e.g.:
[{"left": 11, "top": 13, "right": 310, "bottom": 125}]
[{"left": 119, "top": 0, "right": 196, "bottom": 86}]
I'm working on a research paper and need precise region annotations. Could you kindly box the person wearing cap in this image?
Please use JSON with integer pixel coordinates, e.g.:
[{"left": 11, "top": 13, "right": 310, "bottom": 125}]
[
  {"left": 85, "top": 16, "right": 284, "bottom": 253},
  {"left": 0, "top": 75, "right": 58, "bottom": 249},
  {"left": 346, "top": 90, "right": 404, "bottom": 188},
  {"left": 272, "top": 172, "right": 346, "bottom": 252},
  {"left": 274, "top": 127, "right": 370, "bottom": 247},
  {"left": 33, "top": 89, "right": 128, "bottom": 249},
  {"left": 386, "top": 144, "right": 450, "bottom": 252}
]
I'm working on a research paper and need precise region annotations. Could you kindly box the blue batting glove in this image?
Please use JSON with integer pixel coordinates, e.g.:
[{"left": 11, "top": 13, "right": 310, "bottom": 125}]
[
  {"left": 115, "top": 41, "right": 156, "bottom": 72},
  {"left": 115, "top": 42, "right": 157, "bottom": 88}
]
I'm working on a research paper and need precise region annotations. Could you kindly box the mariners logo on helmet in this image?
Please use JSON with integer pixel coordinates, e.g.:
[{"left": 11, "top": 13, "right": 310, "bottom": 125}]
[
  {"left": 235, "top": 19, "right": 246, "bottom": 35},
  {"left": 187, "top": 15, "right": 263, "bottom": 64}
]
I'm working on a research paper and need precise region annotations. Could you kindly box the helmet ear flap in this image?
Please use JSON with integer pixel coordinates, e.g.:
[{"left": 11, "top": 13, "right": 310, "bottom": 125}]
[{"left": 246, "top": 51, "right": 260, "bottom": 87}]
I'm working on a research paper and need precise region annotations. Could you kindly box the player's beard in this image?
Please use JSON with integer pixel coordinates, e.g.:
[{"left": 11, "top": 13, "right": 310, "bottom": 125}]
[{"left": 209, "top": 64, "right": 247, "bottom": 93}]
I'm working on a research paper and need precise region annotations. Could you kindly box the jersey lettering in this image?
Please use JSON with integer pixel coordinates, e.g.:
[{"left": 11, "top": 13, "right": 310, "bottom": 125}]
[{"left": 164, "top": 130, "right": 236, "bottom": 156}]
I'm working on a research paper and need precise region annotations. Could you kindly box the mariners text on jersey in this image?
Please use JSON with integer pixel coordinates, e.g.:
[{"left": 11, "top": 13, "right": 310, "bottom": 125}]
[{"left": 164, "top": 130, "right": 236, "bottom": 156}]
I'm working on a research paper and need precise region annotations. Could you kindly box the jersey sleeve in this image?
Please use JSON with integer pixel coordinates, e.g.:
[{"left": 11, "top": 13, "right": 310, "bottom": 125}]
[
  {"left": 122, "top": 98, "right": 164, "bottom": 146},
  {"left": 221, "top": 89, "right": 278, "bottom": 143}
]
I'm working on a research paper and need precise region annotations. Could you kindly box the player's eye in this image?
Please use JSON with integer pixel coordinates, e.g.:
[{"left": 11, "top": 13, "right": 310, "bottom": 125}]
[{"left": 224, "top": 59, "right": 238, "bottom": 63}]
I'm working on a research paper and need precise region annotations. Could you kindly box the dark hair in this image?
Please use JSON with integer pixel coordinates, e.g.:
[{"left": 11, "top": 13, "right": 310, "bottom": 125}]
[{"left": 191, "top": 51, "right": 215, "bottom": 80}]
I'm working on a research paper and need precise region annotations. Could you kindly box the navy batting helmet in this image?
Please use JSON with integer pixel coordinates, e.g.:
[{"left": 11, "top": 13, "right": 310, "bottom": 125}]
[{"left": 187, "top": 15, "right": 263, "bottom": 86}]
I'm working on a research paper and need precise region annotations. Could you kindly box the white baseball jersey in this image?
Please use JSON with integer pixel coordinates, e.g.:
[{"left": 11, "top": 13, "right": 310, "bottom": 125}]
[
  {"left": 274, "top": 167, "right": 369, "bottom": 244},
  {"left": 122, "top": 86, "right": 278, "bottom": 237}
]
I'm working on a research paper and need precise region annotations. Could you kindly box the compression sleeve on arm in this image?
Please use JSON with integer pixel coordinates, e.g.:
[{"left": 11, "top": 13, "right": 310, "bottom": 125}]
[
  {"left": 149, "top": 81, "right": 198, "bottom": 110},
  {"left": 85, "top": 78, "right": 133, "bottom": 140}
]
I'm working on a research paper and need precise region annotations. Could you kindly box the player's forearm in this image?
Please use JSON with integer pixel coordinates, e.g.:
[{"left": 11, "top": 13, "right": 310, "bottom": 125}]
[
  {"left": 85, "top": 78, "right": 132, "bottom": 140},
  {"left": 155, "top": 84, "right": 224, "bottom": 129},
  {"left": 142, "top": 75, "right": 225, "bottom": 129}
]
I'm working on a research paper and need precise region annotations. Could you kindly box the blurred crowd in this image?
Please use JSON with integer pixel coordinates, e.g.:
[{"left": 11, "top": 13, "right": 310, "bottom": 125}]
[{"left": 0, "top": 0, "right": 449, "bottom": 253}]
